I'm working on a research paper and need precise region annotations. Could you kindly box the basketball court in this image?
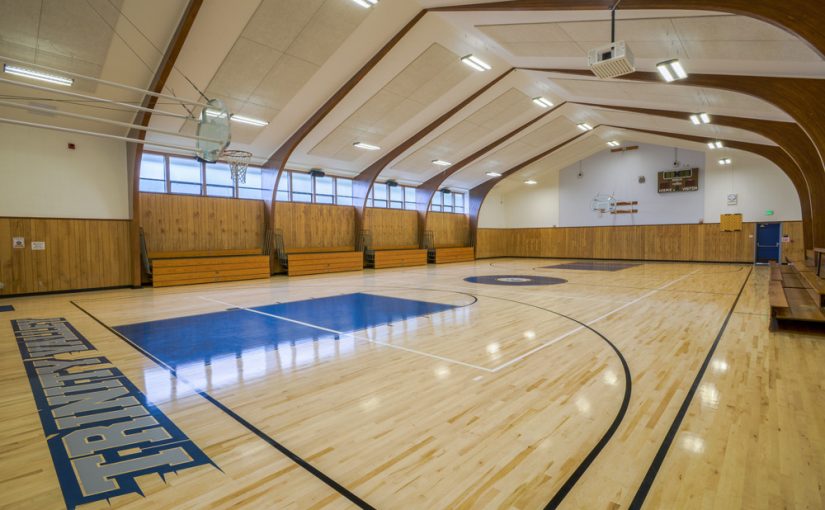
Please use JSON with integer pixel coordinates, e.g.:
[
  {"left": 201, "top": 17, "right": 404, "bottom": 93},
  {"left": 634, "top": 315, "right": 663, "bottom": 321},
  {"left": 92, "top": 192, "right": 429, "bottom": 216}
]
[{"left": 1, "top": 1, "right": 825, "bottom": 509}]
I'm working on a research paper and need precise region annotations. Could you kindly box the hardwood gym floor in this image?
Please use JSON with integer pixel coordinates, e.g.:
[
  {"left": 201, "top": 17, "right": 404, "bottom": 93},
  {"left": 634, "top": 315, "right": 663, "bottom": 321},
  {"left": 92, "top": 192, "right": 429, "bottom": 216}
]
[{"left": 1, "top": 259, "right": 823, "bottom": 509}]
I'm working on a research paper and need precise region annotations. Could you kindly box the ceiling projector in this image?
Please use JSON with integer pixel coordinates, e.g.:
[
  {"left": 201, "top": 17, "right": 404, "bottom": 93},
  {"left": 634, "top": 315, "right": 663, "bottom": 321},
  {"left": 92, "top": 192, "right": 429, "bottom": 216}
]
[{"left": 588, "top": 41, "right": 635, "bottom": 79}]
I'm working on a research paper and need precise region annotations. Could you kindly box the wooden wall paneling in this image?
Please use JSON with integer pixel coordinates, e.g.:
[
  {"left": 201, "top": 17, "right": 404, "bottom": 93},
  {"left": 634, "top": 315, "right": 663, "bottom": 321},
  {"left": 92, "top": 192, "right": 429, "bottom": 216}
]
[
  {"left": 0, "top": 217, "right": 131, "bottom": 295},
  {"left": 364, "top": 208, "right": 419, "bottom": 248},
  {"left": 140, "top": 194, "right": 265, "bottom": 253},
  {"left": 583, "top": 105, "right": 822, "bottom": 248},
  {"left": 263, "top": 11, "right": 428, "bottom": 269},
  {"left": 351, "top": 69, "right": 514, "bottom": 245},
  {"left": 275, "top": 202, "right": 355, "bottom": 250},
  {"left": 475, "top": 228, "right": 510, "bottom": 258},
  {"left": 781, "top": 221, "right": 806, "bottom": 262},
  {"left": 430, "top": 1, "right": 825, "bottom": 59},
  {"left": 426, "top": 212, "right": 470, "bottom": 247}
]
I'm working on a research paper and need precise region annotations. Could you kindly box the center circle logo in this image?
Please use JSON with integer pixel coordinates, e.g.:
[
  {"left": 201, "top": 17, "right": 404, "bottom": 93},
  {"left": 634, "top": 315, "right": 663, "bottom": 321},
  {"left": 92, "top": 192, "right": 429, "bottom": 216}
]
[{"left": 464, "top": 275, "right": 567, "bottom": 286}]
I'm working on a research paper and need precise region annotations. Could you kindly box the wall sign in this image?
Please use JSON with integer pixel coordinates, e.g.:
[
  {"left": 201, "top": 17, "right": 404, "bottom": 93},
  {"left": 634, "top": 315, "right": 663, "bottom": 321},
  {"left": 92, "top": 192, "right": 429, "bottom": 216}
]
[
  {"left": 13, "top": 237, "right": 24, "bottom": 249},
  {"left": 31, "top": 241, "right": 46, "bottom": 250},
  {"left": 11, "top": 318, "right": 214, "bottom": 509},
  {"left": 726, "top": 193, "right": 738, "bottom": 206}
]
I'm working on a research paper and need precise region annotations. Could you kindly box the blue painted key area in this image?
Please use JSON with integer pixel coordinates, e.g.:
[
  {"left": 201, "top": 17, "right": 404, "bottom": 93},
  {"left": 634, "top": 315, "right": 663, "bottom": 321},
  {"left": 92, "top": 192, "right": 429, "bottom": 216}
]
[{"left": 115, "top": 292, "right": 456, "bottom": 368}]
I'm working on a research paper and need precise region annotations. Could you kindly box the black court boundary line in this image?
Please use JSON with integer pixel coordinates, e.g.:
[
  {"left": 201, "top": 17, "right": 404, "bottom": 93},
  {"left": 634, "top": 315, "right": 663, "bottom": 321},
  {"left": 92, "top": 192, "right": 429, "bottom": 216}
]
[
  {"left": 70, "top": 300, "right": 376, "bottom": 510},
  {"left": 475, "top": 294, "right": 632, "bottom": 510},
  {"left": 628, "top": 266, "right": 753, "bottom": 509}
]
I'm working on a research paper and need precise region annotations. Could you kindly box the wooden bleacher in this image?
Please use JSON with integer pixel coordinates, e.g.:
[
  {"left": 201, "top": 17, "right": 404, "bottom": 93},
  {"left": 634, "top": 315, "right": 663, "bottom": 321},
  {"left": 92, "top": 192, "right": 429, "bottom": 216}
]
[
  {"left": 430, "top": 246, "right": 475, "bottom": 264},
  {"left": 368, "top": 245, "right": 428, "bottom": 269},
  {"left": 768, "top": 259, "right": 825, "bottom": 332},
  {"left": 148, "top": 249, "right": 270, "bottom": 288},
  {"left": 422, "top": 231, "right": 475, "bottom": 264},
  {"left": 273, "top": 231, "right": 362, "bottom": 276}
]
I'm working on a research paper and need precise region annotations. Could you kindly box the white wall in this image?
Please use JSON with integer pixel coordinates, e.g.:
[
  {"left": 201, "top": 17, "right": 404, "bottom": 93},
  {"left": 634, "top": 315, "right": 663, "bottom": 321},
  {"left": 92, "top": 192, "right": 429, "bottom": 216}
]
[
  {"left": 477, "top": 141, "right": 802, "bottom": 228},
  {"left": 0, "top": 123, "right": 129, "bottom": 219},
  {"left": 703, "top": 149, "right": 801, "bottom": 222}
]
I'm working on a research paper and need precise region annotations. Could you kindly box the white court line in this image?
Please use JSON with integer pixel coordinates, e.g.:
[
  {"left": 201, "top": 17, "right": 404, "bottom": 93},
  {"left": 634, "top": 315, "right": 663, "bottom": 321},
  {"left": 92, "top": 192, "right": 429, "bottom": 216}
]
[
  {"left": 488, "top": 269, "right": 702, "bottom": 373},
  {"left": 197, "top": 295, "right": 493, "bottom": 373}
]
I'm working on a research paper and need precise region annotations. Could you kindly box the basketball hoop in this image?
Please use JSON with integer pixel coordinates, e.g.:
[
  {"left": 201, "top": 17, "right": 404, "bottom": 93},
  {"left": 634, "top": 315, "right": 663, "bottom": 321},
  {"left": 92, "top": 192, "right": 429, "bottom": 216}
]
[
  {"left": 591, "top": 193, "right": 617, "bottom": 214},
  {"left": 221, "top": 149, "right": 253, "bottom": 184}
]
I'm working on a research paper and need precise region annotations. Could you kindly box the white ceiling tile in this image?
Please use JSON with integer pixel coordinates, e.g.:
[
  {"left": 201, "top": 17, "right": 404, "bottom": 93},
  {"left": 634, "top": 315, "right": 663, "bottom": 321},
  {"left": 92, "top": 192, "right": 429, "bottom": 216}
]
[
  {"left": 248, "top": 53, "right": 319, "bottom": 111},
  {"left": 243, "top": 0, "right": 325, "bottom": 53},
  {"left": 208, "top": 37, "right": 284, "bottom": 102}
]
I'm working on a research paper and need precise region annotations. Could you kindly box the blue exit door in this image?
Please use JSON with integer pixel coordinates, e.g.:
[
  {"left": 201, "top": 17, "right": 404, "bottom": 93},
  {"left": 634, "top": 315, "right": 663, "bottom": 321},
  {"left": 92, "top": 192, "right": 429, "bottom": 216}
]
[{"left": 756, "top": 223, "right": 781, "bottom": 263}]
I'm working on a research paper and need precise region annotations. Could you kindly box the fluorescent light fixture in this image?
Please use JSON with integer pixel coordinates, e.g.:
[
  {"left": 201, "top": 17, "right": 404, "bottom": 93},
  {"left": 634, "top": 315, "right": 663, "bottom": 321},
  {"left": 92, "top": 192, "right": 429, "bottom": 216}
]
[
  {"left": 718, "top": 157, "right": 732, "bottom": 165},
  {"left": 524, "top": 179, "right": 537, "bottom": 185},
  {"left": 3, "top": 64, "right": 73, "bottom": 86},
  {"left": 353, "top": 142, "right": 381, "bottom": 151},
  {"left": 460, "top": 54, "right": 491, "bottom": 72},
  {"left": 656, "top": 59, "right": 688, "bottom": 82},
  {"left": 707, "top": 140, "right": 724, "bottom": 149},
  {"left": 607, "top": 140, "right": 620, "bottom": 147},
  {"left": 486, "top": 171, "right": 502, "bottom": 177},
  {"left": 432, "top": 159, "right": 452, "bottom": 167},
  {"left": 577, "top": 123, "right": 594, "bottom": 131},
  {"left": 351, "top": 0, "right": 378, "bottom": 7},
  {"left": 231, "top": 114, "right": 268, "bottom": 126},
  {"left": 532, "top": 97, "right": 554, "bottom": 108},
  {"left": 205, "top": 109, "right": 229, "bottom": 119},
  {"left": 690, "top": 112, "right": 711, "bottom": 125}
]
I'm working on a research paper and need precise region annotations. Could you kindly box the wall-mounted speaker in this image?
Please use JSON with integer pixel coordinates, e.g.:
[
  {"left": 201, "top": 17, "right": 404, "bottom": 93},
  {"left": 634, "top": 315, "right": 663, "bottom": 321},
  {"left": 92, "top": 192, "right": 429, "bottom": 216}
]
[{"left": 309, "top": 168, "right": 325, "bottom": 178}]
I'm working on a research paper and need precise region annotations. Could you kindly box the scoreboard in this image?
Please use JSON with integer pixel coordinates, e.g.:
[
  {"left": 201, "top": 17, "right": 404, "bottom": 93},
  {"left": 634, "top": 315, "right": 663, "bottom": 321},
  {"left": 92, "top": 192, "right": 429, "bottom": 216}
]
[{"left": 658, "top": 167, "right": 699, "bottom": 193}]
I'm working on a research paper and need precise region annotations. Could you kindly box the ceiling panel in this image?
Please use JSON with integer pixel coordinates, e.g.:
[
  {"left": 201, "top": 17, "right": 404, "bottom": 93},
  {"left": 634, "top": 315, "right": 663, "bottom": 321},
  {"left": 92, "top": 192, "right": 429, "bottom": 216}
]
[
  {"left": 391, "top": 87, "right": 534, "bottom": 174},
  {"left": 201, "top": 0, "right": 370, "bottom": 143},
  {"left": 308, "top": 42, "right": 473, "bottom": 161}
]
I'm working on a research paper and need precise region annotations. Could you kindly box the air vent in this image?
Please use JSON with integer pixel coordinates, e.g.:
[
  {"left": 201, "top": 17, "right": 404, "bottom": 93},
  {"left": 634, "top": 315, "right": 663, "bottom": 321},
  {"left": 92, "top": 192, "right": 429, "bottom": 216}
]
[{"left": 588, "top": 41, "right": 635, "bottom": 79}]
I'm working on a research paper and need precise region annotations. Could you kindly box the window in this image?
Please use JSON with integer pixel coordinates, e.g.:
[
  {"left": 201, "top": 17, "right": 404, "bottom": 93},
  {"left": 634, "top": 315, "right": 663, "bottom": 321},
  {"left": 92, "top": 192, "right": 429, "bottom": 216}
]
[
  {"left": 442, "top": 191, "right": 454, "bottom": 213},
  {"left": 239, "top": 167, "right": 263, "bottom": 200},
  {"left": 314, "top": 175, "right": 334, "bottom": 204},
  {"left": 404, "top": 187, "right": 416, "bottom": 210},
  {"left": 169, "top": 157, "right": 202, "bottom": 195},
  {"left": 205, "top": 161, "right": 233, "bottom": 197},
  {"left": 431, "top": 192, "right": 442, "bottom": 212},
  {"left": 429, "top": 191, "right": 466, "bottom": 214},
  {"left": 454, "top": 192, "right": 465, "bottom": 213},
  {"left": 276, "top": 173, "right": 290, "bottom": 201},
  {"left": 336, "top": 178, "right": 353, "bottom": 206},
  {"left": 372, "top": 183, "right": 387, "bottom": 208},
  {"left": 139, "top": 153, "right": 166, "bottom": 192},
  {"left": 291, "top": 173, "right": 312, "bottom": 202}
]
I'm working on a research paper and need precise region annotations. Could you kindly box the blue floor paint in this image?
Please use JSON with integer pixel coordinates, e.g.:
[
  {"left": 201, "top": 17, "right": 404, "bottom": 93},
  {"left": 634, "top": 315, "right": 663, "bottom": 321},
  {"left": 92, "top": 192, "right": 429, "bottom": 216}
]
[
  {"left": 114, "top": 293, "right": 456, "bottom": 368},
  {"left": 0, "top": 305, "right": 14, "bottom": 312},
  {"left": 543, "top": 262, "right": 640, "bottom": 272},
  {"left": 464, "top": 275, "right": 567, "bottom": 286}
]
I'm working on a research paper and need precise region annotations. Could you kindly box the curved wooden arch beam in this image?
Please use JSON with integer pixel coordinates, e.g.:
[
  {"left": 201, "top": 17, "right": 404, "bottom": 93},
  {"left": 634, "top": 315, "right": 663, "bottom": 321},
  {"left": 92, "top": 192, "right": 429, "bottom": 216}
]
[
  {"left": 527, "top": 69, "right": 825, "bottom": 168},
  {"left": 128, "top": 0, "right": 203, "bottom": 286},
  {"left": 351, "top": 68, "right": 515, "bottom": 243},
  {"left": 468, "top": 128, "right": 595, "bottom": 243},
  {"left": 430, "top": 0, "right": 825, "bottom": 59},
  {"left": 262, "top": 10, "right": 427, "bottom": 257},
  {"left": 574, "top": 102, "right": 824, "bottom": 247},
  {"left": 604, "top": 124, "right": 815, "bottom": 247},
  {"left": 415, "top": 101, "right": 568, "bottom": 243}
]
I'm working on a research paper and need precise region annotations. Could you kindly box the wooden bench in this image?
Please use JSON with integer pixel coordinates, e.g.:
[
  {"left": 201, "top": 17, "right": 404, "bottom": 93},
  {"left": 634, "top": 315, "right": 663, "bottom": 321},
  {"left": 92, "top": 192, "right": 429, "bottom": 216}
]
[
  {"left": 769, "top": 261, "right": 825, "bottom": 331},
  {"left": 429, "top": 246, "right": 475, "bottom": 264},
  {"left": 366, "top": 245, "right": 427, "bottom": 269},
  {"left": 283, "top": 246, "right": 363, "bottom": 277},
  {"left": 149, "top": 250, "right": 269, "bottom": 288}
]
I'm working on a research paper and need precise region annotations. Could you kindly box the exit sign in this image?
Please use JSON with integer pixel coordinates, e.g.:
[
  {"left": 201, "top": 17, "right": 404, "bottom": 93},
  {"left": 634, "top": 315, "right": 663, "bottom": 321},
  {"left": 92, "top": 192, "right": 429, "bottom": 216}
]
[{"left": 765, "top": 210, "right": 774, "bottom": 216}]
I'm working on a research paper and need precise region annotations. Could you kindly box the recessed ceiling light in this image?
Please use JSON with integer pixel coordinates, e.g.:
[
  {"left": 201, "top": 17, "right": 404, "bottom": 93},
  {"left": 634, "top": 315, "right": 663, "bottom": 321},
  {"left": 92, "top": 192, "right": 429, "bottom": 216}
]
[
  {"left": 231, "top": 114, "right": 268, "bottom": 126},
  {"left": 486, "top": 171, "right": 502, "bottom": 177},
  {"left": 432, "top": 159, "right": 452, "bottom": 167},
  {"left": 690, "top": 113, "right": 711, "bottom": 125},
  {"left": 524, "top": 179, "right": 537, "bottom": 185},
  {"left": 351, "top": 0, "right": 378, "bottom": 7},
  {"left": 656, "top": 59, "right": 688, "bottom": 82},
  {"left": 577, "top": 123, "right": 594, "bottom": 131},
  {"left": 718, "top": 157, "right": 732, "bottom": 165},
  {"left": 707, "top": 140, "right": 724, "bottom": 149},
  {"left": 3, "top": 64, "right": 73, "bottom": 86},
  {"left": 607, "top": 140, "right": 620, "bottom": 147},
  {"left": 532, "top": 97, "right": 554, "bottom": 108},
  {"left": 353, "top": 142, "right": 381, "bottom": 151},
  {"left": 460, "top": 54, "right": 491, "bottom": 72}
]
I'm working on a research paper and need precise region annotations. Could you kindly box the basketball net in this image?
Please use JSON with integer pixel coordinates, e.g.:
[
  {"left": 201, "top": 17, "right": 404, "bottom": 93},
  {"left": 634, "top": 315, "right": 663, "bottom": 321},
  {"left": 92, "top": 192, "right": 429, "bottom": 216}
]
[{"left": 222, "top": 150, "right": 252, "bottom": 184}]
